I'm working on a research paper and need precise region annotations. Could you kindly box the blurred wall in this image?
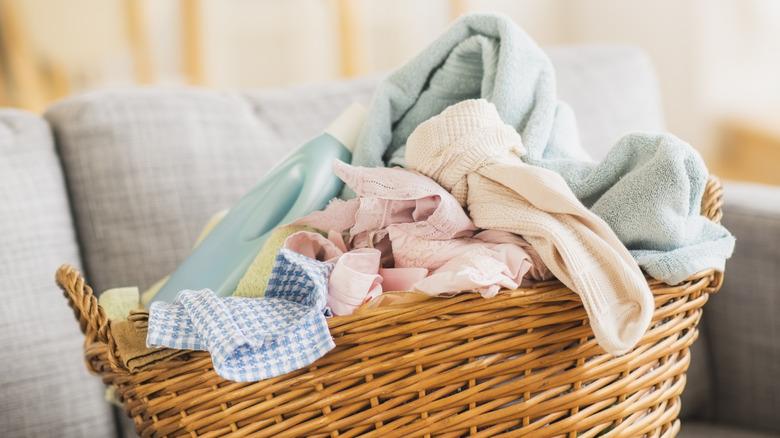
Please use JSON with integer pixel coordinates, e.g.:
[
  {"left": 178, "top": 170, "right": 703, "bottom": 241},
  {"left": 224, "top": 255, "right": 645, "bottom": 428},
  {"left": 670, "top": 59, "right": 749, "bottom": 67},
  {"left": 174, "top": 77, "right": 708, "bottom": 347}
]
[{"left": 3, "top": 0, "right": 779, "bottom": 160}]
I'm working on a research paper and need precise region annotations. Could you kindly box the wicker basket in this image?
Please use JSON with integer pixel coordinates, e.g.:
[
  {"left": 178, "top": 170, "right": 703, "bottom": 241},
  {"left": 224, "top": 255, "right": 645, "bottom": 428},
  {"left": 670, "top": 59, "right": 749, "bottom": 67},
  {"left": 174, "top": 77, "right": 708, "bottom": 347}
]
[{"left": 56, "top": 177, "right": 726, "bottom": 438}]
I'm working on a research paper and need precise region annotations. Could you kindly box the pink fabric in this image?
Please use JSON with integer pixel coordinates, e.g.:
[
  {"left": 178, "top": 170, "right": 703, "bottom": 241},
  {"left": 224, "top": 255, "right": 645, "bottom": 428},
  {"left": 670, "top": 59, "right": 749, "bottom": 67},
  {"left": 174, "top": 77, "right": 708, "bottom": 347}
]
[
  {"left": 327, "top": 230, "right": 349, "bottom": 253},
  {"left": 388, "top": 227, "right": 549, "bottom": 284},
  {"left": 283, "top": 231, "right": 343, "bottom": 262},
  {"left": 291, "top": 161, "right": 549, "bottom": 303},
  {"left": 379, "top": 267, "right": 429, "bottom": 291},
  {"left": 297, "top": 160, "right": 476, "bottom": 241},
  {"left": 297, "top": 197, "right": 360, "bottom": 233},
  {"left": 414, "top": 252, "right": 523, "bottom": 297},
  {"left": 394, "top": 228, "right": 546, "bottom": 297},
  {"left": 327, "top": 248, "right": 383, "bottom": 316},
  {"left": 473, "top": 230, "right": 553, "bottom": 282},
  {"left": 283, "top": 231, "right": 382, "bottom": 316}
]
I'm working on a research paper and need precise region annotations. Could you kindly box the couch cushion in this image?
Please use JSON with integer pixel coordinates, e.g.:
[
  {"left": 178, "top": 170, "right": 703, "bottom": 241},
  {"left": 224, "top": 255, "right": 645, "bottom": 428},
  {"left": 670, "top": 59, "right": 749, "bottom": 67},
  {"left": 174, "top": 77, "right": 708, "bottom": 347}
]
[
  {"left": 701, "top": 182, "right": 780, "bottom": 432},
  {"left": 45, "top": 82, "right": 376, "bottom": 293},
  {"left": 0, "top": 110, "right": 114, "bottom": 437},
  {"left": 243, "top": 77, "right": 378, "bottom": 152},
  {"left": 679, "top": 331, "right": 714, "bottom": 419},
  {"left": 680, "top": 421, "right": 779, "bottom": 438},
  {"left": 247, "top": 47, "right": 666, "bottom": 163}
]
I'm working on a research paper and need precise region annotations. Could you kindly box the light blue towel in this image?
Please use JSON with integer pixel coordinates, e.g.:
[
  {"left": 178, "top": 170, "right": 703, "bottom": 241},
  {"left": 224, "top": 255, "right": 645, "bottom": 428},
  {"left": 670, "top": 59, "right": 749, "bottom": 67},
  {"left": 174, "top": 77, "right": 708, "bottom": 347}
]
[{"left": 349, "top": 13, "right": 734, "bottom": 284}]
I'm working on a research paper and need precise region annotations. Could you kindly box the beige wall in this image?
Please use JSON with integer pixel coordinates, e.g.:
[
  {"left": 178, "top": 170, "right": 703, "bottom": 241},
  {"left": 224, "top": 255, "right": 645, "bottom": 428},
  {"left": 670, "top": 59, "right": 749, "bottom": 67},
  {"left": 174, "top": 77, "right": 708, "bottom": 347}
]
[{"left": 6, "top": 0, "right": 780, "bottom": 157}]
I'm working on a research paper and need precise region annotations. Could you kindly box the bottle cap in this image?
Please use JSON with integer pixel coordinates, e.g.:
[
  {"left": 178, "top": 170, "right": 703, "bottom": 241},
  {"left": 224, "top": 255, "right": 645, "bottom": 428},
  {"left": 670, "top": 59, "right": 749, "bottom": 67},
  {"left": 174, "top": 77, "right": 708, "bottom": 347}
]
[{"left": 325, "top": 102, "right": 368, "bottom": 152}]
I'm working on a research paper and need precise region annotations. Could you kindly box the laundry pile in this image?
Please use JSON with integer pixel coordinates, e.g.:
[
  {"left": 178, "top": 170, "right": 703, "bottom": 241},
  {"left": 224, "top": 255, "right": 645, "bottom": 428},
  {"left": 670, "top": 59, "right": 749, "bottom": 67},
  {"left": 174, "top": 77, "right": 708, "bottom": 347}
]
[
  {"left": 293, "top": 160, "right": 552, "bottom": 303},
  {"left": 104, "top": 13, "right": 734, "bottom": 382}
]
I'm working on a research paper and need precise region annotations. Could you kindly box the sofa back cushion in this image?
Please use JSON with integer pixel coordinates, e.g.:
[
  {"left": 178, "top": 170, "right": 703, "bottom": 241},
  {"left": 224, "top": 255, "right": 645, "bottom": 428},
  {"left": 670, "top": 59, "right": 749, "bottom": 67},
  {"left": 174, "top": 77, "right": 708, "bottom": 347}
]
[
  {"left": 46, "top": 82, "right": 376, "bottom": 293},
  {"left": 0, "top": 110, "right": 114, "bottom": 437}
]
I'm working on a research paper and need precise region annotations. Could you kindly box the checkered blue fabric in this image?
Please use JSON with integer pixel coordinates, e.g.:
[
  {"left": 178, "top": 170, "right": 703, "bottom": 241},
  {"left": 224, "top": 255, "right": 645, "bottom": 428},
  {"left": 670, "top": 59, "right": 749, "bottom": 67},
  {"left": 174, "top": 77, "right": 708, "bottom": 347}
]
[{"left": 147, "top": 249, "right": 335, "bottom": 382}]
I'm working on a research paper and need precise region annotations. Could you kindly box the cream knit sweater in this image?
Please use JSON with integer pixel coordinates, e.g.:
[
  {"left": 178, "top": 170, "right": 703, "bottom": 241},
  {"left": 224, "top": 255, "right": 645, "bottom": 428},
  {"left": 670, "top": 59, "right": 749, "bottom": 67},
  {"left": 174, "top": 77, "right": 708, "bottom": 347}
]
[{"left": 405, "top": 99, "right": 654, "bottom": 356}]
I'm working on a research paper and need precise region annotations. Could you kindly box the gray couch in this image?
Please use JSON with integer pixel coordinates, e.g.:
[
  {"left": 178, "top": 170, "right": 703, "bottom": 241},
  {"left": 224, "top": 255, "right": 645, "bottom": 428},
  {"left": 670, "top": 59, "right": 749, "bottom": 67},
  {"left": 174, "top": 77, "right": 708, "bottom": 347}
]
[{"left": 0, "top": 46, "right": 777, "bottom": 437}]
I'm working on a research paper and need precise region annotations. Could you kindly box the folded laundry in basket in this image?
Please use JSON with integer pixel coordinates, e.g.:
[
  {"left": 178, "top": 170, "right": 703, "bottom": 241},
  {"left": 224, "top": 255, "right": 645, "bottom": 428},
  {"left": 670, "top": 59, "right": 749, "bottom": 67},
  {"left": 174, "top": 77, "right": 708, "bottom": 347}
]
[
  {"left": 348, "top": 12, "right": 734, "bottom": 285},
  {"left": 147, "top": 249, "right": 334, "bottom": 382},
  {"left": 406, "top": 99, "right": 654, "bottom": 356}
]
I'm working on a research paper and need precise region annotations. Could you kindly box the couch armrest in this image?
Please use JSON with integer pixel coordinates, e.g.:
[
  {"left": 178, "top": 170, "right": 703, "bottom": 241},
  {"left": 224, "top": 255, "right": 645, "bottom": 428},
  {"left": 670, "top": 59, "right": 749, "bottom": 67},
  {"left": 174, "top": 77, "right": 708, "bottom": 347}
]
[{"left": 703, "top": 181, "right": 780, "bottom": 433}]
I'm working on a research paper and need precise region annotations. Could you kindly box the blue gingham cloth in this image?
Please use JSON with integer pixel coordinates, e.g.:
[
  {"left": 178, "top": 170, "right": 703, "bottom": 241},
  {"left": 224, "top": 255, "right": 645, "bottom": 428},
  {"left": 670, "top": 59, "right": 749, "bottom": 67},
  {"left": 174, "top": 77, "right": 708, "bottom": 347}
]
[{"left": 147, "top": 249, "right": 335, "bottom": 382}]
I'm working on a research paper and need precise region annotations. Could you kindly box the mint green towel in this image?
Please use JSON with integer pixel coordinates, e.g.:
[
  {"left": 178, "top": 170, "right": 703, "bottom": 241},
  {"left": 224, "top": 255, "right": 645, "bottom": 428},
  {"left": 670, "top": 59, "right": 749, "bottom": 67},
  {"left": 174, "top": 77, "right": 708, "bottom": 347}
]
[{"left": 349, "top": 13, "right": 734, "bottom": 284}]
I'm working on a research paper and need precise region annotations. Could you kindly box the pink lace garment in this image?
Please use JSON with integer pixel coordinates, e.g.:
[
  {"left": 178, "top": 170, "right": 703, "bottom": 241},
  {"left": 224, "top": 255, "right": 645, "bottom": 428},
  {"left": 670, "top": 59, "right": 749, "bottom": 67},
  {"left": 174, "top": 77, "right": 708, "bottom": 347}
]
[{"left": 287, "top": 161, "right": 550, "bottom": 315}]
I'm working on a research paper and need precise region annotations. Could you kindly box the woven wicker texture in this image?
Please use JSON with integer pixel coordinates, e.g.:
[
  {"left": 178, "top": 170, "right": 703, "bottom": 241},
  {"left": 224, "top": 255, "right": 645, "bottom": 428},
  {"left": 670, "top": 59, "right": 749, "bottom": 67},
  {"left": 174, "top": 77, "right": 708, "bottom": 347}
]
[{"left": 56, "top": 177, "right": 726, "bottom": 438}]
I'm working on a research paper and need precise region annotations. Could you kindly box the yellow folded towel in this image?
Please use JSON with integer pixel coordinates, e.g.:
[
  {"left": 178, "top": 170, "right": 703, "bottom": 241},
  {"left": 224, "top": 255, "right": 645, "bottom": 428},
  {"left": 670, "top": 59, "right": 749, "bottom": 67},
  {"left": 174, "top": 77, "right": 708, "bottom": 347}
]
[
  {"left": 232, "top": 225, "right": 314, "bottom": 298},
  {"left": 98, "top": 287, "right": 141, "bottom": 321}
]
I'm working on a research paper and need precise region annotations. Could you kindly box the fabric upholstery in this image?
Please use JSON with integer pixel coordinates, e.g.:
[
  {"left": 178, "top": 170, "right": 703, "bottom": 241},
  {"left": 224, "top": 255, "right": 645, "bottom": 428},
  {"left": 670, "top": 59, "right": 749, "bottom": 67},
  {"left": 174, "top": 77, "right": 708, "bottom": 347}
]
[
  {"left": 248, "top": 47, "right": 665, "bottom": 163},
  {"left": 46, "top": 89, "right": 285, "bottom": 293},
  {"left": 679, "top": 329, "right": 714, "bottom": 419},
  {"left": 680, "top": 421, "right": 779, "bottom": 438},
  {"left": 46, "top": 86, "right": 376, "bottom": 295},
  {"left": 0, "top": 110, "right": 114, "bottom": 437},
  {"left": 243, "top": 77, "right": 377, "bottom": 151},
  {"left": 701, "top": 182, "right": 780, "bottom": 432}
]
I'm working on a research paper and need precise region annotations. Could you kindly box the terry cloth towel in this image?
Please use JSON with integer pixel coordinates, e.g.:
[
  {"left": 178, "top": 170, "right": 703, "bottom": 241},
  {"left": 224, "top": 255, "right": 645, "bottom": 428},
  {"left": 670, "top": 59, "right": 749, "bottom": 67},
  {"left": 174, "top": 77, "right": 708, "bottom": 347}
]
[
  {"left": 349, "top": 12, "right": 734, "bottom": 285},
  {"left": 147, "top": 249, "right": 335, "bottom": 382},
  {"left": 406, "top": 99, "right": 654, "bottom": 356}
]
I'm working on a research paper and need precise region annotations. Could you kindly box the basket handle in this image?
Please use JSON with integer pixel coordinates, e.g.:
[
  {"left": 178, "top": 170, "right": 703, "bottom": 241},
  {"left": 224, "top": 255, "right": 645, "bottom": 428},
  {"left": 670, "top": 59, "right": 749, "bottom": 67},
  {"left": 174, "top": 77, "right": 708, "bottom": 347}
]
[
  {"left": 702, "top": 175, "right": 723, "bottom": 223},
  {"left": 55, "top": 264, "right": 130, "bottom": 373},
  {"left": 701, "top": 175, "right": 726, "bottom": 291},
  {"left": 56, "top": 264, "right": 110, "bottom": 343}
]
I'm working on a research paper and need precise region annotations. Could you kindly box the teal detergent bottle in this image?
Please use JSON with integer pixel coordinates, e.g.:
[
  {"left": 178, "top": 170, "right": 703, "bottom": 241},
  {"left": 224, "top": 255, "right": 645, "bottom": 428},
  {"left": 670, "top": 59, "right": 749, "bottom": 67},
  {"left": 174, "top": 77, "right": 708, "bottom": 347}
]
[{"left": 151, "top": 103, "right": 367, "bottom": 303}]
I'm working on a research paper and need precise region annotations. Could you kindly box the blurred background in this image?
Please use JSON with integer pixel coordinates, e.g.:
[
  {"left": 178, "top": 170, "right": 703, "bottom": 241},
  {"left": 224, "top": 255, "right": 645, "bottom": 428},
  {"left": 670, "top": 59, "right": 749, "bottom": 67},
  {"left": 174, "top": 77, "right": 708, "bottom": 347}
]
[{"left": 0, "top": 0, "right": 778, "bottom": 184}]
